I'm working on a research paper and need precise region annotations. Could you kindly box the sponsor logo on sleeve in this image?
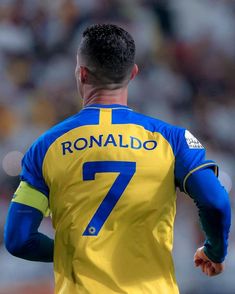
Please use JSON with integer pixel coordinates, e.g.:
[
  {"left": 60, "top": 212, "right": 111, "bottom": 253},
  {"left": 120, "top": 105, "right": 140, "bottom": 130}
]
[{"left": 185, "top": 130, "right": 204, "bottom": 149}]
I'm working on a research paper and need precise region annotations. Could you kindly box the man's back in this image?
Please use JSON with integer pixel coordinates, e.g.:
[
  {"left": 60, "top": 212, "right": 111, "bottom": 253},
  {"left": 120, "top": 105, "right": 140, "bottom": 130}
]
[
  {"left": 47, "top": 104, "right": 177, "bottom": 293},
  {"left": 20, "top": 104, "right": 218, "bottom": 293}
]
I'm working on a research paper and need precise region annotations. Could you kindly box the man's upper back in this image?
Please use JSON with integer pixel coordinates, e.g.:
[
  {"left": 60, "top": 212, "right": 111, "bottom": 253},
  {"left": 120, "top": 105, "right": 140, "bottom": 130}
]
[{"left": 20, "top": 104, "right": 216, "bottom": 294}]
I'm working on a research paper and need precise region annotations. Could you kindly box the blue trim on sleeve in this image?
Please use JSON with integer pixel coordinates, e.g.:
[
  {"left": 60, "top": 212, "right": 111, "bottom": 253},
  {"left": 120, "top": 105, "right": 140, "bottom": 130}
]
[
  {"left": 183, "top": 162, "right": 219, "bottom": 194},
  {"left": 21, "top": 109, "right": 100, "bottom": 197}
]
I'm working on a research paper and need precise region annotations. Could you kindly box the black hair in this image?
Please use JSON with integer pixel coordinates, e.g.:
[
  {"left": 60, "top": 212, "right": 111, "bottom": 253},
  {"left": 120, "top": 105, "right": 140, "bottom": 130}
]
[{"left": 78, "top": 24, "right": 136, "bottom": 85}]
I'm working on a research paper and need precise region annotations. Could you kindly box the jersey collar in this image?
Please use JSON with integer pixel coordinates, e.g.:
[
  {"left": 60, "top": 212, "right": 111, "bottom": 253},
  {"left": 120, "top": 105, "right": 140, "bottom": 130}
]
[{"left": 84, "top": 104, "right": 132, "bottom": 110}]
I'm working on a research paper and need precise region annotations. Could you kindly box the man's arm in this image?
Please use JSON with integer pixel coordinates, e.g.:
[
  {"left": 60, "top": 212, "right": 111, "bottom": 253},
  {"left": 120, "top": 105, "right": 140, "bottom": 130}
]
[
  {"left": 4, "top": 202, "right": 54, "bottom": 262},
  {"left": 185, "top": 168, "right": 231, "bottom": 276},
  {"left": 4, "top": 130, "right": 54, "bottom": 262}
]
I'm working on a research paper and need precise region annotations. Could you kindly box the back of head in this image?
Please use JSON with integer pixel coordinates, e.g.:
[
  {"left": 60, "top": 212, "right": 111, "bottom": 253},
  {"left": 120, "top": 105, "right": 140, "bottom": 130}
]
[{"left": 78, "top": 24, "right": 136, "bottom": 86}]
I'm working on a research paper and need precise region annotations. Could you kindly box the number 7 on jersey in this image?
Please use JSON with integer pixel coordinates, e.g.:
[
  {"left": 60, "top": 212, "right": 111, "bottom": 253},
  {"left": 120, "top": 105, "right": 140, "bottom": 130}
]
[{"left": 82, "top": 161, "right": 136, "bottom": 236}]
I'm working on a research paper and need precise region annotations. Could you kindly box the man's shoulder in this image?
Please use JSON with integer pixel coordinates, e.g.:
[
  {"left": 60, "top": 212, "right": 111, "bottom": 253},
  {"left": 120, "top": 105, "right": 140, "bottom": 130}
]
[
  {"left": 39, "top": 113, "right": 79, "bottom": 140},
  {"left": 27, "top": 111, "right": 86, "bottom": 154},
  {"left": 127, "top": 110, "right": 187, "bottom": 154},
  {"left": 130, "top": 110, "right": 185, "bottom": 136},
  {"left": 21, "top": 111, "right": 88, "bottom": 187}
]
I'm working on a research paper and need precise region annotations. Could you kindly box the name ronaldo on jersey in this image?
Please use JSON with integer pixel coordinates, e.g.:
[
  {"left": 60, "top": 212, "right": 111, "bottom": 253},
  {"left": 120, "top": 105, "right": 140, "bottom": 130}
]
[{"left": 61, "top": 133, "right": 158, "bottom": 155}]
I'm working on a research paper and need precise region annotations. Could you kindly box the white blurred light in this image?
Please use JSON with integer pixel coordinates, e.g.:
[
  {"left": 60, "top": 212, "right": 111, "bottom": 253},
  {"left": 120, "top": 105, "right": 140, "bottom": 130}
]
[
  {"left": 219, "top": 170, "right": 233, "bottom": 193},
  {"left": 2, "top": 151, "right": 23, "bottom": 177}
]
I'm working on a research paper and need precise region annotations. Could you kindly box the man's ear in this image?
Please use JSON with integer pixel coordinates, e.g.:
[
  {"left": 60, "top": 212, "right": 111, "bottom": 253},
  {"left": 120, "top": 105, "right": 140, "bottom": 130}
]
[
  {"left": 80, "top": 66, "right": 89, "bottom": 83},
  {"left": 130, "top": 64, "right": 139, "bottom": 80}
]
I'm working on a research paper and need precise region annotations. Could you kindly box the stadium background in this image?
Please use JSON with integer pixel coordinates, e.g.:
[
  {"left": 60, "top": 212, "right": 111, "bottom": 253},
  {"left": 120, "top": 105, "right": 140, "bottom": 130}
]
[{"left": 0, "top": 0, "right": 234, "bottom": 293}]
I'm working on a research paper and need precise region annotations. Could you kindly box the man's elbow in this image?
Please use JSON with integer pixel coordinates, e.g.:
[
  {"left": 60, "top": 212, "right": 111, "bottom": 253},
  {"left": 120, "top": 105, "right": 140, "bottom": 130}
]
[
  {"left": 4, "top": 231, "right": 27, "bottom": 258},
  {"left": 209, "top": 194, "right": 231, "bottom": 222}
]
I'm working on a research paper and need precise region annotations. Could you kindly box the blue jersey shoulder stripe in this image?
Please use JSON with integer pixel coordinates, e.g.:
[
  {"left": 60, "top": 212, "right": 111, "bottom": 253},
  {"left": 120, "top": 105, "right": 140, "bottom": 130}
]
[
  {"left": 111, "top": 108, "right": 183, "bottom": 155},
  {"left": 21, "top": 109, "right": 100, "bottom": 197}
]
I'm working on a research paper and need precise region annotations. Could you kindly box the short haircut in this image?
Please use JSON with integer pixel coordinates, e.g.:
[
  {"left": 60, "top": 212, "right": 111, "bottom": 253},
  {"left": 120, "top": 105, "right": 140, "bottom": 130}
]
[{"left": 78, "top": 24, "right": 136, "bottom": 85}]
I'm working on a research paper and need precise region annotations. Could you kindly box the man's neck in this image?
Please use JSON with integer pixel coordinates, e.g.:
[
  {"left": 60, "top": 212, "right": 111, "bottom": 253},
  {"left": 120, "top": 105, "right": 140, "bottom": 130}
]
[{"left": 82, "top": 86, "right": 128, "bottom": 107}]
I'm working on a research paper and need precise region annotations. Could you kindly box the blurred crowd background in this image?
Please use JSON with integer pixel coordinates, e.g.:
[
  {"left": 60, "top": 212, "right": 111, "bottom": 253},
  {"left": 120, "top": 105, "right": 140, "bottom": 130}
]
[{"left": 0, "top": 0, "right": 234, "bottom": 293}]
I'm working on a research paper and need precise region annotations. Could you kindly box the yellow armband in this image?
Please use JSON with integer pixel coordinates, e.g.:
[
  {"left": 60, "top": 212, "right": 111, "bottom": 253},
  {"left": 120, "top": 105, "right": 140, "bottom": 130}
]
[{"left": 12, "top": 181, "right": 50, "bottom": 217}]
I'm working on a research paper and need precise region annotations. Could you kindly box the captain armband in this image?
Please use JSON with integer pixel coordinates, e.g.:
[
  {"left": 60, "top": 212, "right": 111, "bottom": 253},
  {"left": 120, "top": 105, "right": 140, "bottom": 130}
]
[{"left": 12, "top": 181, "right": 50, "bottom": 217}]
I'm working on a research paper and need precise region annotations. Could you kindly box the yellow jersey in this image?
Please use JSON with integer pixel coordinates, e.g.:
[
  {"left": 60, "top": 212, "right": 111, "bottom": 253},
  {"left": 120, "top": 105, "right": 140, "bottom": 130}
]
[{"left": 14, "top": 104, "right": 217, "bottom": 294}]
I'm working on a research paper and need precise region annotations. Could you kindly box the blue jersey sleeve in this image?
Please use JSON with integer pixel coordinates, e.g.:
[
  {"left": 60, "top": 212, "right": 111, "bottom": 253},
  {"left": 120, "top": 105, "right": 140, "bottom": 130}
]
[
  {"left": 4, "top": 202, "right": 54, "bottom": 262},
  {"left": 173, "top": 128, "right": 218, "bottom": 192},
  {"left": 21, "top": 138, "right": 49, "bottom": 197},
  {"left": 186, "top": 168, "right": 231, "bottom": 263}
]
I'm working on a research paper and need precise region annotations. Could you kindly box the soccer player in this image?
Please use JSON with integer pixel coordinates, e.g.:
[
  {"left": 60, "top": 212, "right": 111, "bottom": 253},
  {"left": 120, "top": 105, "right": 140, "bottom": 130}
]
[{"left": 4, "top": 24, "right": 231, "bottom": 294}]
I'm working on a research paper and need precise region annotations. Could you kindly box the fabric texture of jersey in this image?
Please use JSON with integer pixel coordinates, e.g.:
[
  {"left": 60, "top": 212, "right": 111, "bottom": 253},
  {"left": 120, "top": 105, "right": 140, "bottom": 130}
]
[{"left": 18, "top": 104, "right": 218, "bottom": 294}]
